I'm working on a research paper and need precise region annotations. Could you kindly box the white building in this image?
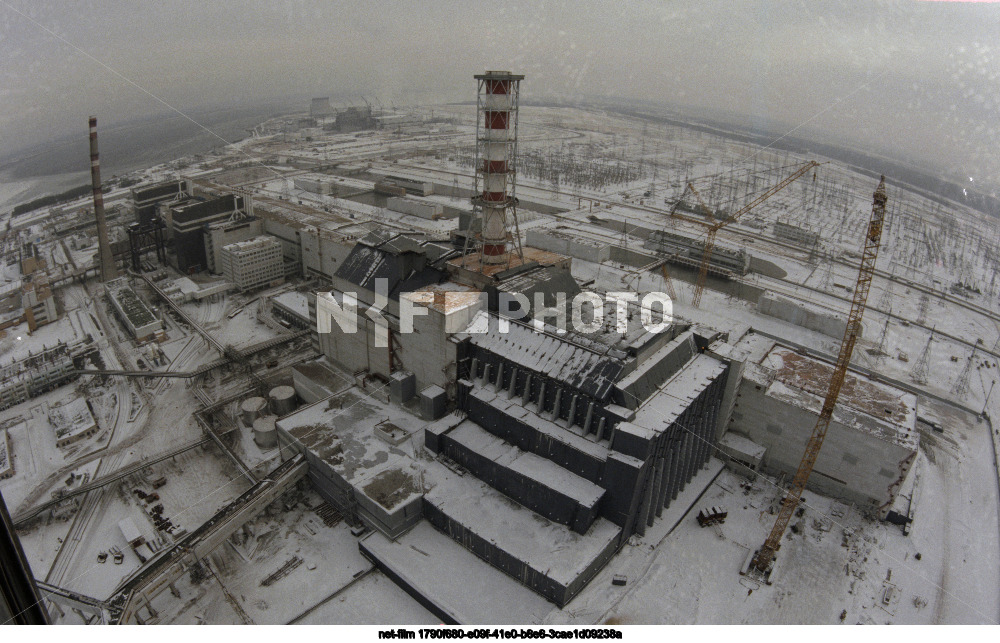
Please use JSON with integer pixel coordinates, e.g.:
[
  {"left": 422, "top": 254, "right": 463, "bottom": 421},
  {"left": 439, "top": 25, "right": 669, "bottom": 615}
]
[
  {"left": 204, "top": 218, "right": 263, "bottom": 273},
  {"left": 22, "top": 276, "right": 58, "bottom": 331},
  {"left": 220, "top": 235, "right": 285, "bottom": 293},
  {"left": 386, "top": 196, "right": 443, "bottom": 220},
  {"left": 50, "top": 396, "right": 99, "bottom": 448}
]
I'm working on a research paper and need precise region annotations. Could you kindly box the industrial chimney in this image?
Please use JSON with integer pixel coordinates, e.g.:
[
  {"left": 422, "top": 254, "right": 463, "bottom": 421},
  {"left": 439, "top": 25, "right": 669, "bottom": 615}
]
[
  {"left": 473, "top": 71, "right": 524, "bottom": 267},
  {"left": 89, "top": 116, "right": 118, "bottom": 282}
]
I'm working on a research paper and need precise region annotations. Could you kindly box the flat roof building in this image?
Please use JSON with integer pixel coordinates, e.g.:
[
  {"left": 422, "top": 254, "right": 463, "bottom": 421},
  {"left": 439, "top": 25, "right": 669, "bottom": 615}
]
[
  {"left": 774, "top": 220, "right": 820, "bottom": 248},
  {"left": 276, "top": 386, "right": 425, "bottom": 539},
  {"left": 204, "top": 217, "right": 263, "bottom": 274},
  {"left": 270, "top": 290, "right": 311, "bottom": 329},
  {"left": 132, "top": 179, "right": 189, "bottom": 226},
  {"left": 50, "top": 397, "right": 99, "bottom": 449},
  {"left": 728, "top": 336, "right": 918, "bottom": 516},
  {"left": 220, "top": 235, "right": 284, "bottom": 293},
  {"left": 0, "top": 340, "right": 91, "bottom": 411},
  {"left": 169, "top": 194, "right": 246, "bottom": 273},
  {"left": 104, "top": 277, "right": 163, "bottom": 340}
]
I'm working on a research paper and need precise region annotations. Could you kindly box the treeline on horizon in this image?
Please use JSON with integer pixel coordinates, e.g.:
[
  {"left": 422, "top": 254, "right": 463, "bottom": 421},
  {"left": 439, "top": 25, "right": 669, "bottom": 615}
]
[{"left": 11, "top": 184, "right": 91, "bottom": 217}]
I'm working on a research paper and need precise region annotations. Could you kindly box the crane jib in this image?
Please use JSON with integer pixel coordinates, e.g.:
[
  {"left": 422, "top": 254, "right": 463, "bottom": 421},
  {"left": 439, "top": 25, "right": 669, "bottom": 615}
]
[{"left": 750, "top": 175, "right": 888, "bottom": 576}]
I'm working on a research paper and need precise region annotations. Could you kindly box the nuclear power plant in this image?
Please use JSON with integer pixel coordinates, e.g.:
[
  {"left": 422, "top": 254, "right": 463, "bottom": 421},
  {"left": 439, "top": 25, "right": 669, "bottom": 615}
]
[{"left": 0, "top": 67, "right": 997, "bottom": 627}]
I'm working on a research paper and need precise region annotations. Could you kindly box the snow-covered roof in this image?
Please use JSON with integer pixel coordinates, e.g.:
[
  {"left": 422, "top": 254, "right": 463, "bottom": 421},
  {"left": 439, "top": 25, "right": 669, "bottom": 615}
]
[
  {"left": 49, "top": 397, "right": 96, "bottom": 441},
  {"left": 464, "top": 311, "right": 625, "bottom": 401},
  {"left": 275, "top": 386, "right": 421, "bottom": 512},
  {"left": 272, "top": 290, "right": 310, "bottom": 320},
  {"left": 423, "top": 460, "right": 620, "bottom": 587},
  {"left": 118, "top": 518, "right": 143, "bottom": 545},
  {"left": 448, "top": 420, "right": 605, "bottom": 508},
  {"left": 762, "top": 346, "right": 918, "bottom": 448},
  {"left": 631, "top": 354, "right": 728, "bottom": 432}
]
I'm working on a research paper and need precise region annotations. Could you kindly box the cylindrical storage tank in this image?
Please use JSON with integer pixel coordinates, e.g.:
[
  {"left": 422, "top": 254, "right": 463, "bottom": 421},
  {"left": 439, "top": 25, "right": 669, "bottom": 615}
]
[
  {"left": 269, "top": 385, "right": 297, "bottom": 416},
  {"left": 240, "top": 397, "right": 267, "bottom": 425},
  {"left": 252, "top": 416, "right": 277, "bottom": 449}
]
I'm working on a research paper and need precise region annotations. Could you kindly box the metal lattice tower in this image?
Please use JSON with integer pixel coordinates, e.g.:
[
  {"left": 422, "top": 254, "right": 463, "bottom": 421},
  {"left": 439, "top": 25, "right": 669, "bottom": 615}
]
[
  {"left": 917, "top": 291, "right": 930, "bottom": 325},
  {"left": 877, "top": 274, "right": 894, "bottom": 313},
  {"left": 874, "top": 309, "right": 891, "bottom": 358},
  {"left": 952, "top": 344, "right": 978, "bottom": 398},
  {"left": 468, "top": 71, "right": 524, "bottom": 270},
  {"left": 911, "top": 330, "right": 934, "bottom": 385},
  {"left": 688, "top": 161, "right": 818, "bottom": 308},
  {"left": 819, "top": 251, "right": 835, "bottom": 290}
]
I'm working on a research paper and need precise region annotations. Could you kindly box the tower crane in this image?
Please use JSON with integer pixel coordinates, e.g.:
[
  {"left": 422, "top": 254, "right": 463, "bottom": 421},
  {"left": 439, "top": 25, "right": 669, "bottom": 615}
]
[
  {"left": 686, "top": 182, "right": 715, "bottom": 223},
  {"left": 746, "top": 175, "right": 888, "bottom": 581},
  {"left": 660, "top": 264, "right": 679, "bottom": 302},
  {"left": 690, "top": 160, "right": 820, "bottom": 308},
  {"left": 657, "top": 183, "right": 709, "bottom": 303},
  {"left": 668, "top": 182, "right": 715, "bottom": 222}
]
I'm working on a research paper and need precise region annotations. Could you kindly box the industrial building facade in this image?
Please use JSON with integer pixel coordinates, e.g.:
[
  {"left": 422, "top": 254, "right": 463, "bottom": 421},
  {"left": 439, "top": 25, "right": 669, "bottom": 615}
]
[
  {"left": 132, "top": 179, "right": 190, "bottom": 226},
  {"left": 220, "top": 236, "right": 284, "bottom": 292},
  {"left": 644, "top": 229, "right": 751, "bottom": 276},
  {"left": 0, "top": 341, "right": 91, "bottom": 411},
  {"left": 445, "top": 320, "right": 731, "bottom": 541},
  {"left": 21, "top": 276, "right": 58, "bottom": 331},
  {"left": 288, "top": 218, "right": 741, "bottom": 607},
  {"left": 104, "top": 277, "right": 163, "bottom": 340},
  {"left": 169, "top": 194, "right": 246, "bottom": 273},
  {"left": 204, "top": 218, "right": 263, "bottom": 274},
  {"left": 727, "top": 336, "right": 918, "bottom": 516}
]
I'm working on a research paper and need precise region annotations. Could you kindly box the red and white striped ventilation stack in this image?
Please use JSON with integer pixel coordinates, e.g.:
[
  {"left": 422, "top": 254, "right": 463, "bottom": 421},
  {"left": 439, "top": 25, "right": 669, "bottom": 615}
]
[
  {"left": 89, "top": 116, "right": 118, "bottom": 282},
  {"left": 473, "top": 71, "right": 524, "bottom": 266}
]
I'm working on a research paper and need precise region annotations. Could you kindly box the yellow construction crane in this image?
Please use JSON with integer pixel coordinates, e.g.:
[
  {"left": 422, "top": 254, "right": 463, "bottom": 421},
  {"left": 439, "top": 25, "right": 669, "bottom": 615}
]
[
  {"left": 689, "top": 161, "right": 820, "bottom": 308},
  {"left": 747, "top": 175, "right": 888, "bottom": 580},
  {"left": 667, "top": 182, "right": 715, "bottom": 223},
  {"left": 686, "top": 182, "right": 716, "bottom": 223},
  {"left": 658, "top": 183, "right": 713, "bottom": 303},
  {"left": 660, "top": 263, "right": 678, "bottom": 302}
]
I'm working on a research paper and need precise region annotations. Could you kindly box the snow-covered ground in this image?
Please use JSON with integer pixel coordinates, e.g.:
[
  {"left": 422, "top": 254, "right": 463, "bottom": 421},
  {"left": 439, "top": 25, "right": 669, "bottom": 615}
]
[
  {"left": 2, "top": 101, "right": 999, "bottom": 625},
  {"left": 148, "top": 488, "right": 436, "bottom": 625},
  {"left": 49, "top": 441, "right": 253, "bottom": 602},
  {"left": 547, "top": 395, "right": 998, "bottom": 624}
]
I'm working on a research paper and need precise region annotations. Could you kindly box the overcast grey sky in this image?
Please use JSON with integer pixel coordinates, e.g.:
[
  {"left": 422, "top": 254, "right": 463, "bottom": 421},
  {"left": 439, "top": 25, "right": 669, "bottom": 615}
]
[{"left": 2, "top": 1, "right": 998, "bottom": 189}]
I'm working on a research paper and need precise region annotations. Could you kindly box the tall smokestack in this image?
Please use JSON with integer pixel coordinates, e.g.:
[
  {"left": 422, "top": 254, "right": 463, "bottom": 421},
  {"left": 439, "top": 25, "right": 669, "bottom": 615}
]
[
  {"left": 89, "top": 116, "right": 118, "bottom": 282},
  {"left": 473, "top": 71, "right": 523, "bottom": 267}
]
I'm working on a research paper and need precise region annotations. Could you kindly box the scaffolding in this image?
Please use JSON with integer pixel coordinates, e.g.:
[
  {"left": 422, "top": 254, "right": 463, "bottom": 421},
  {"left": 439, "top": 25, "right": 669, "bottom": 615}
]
[{"left": 464, "top": 71, "right": 525, "bottom": 271}]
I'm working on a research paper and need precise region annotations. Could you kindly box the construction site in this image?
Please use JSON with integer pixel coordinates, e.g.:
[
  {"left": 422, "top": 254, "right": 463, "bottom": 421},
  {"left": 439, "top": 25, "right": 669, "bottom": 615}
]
[{"left": 0, "top": 70, "right": 998, "bottom": 626}]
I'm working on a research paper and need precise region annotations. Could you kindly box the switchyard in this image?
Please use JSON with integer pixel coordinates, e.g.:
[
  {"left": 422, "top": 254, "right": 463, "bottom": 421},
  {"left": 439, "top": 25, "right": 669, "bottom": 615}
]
[{"left": 1, "top": 69, "right": 999, "bottom": 627}]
